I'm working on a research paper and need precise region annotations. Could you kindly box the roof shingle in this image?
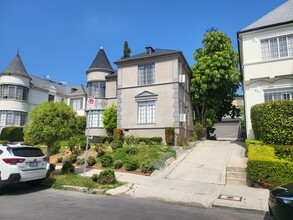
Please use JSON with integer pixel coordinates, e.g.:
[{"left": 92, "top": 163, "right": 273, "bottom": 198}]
[
  {"left": 2, "top": 53, "right": 30, "bottom": 77},
  {"left": 241, "top": 0, "right": 293, "bottom": 32},
  {"left": 88, "top": 48, "right": 114, "bottom": 72}
]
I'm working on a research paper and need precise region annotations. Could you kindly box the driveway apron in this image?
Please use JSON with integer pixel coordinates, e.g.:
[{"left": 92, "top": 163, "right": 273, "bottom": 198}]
[{"left": 162, "top": 141, "right": 235, "bottom": 185}]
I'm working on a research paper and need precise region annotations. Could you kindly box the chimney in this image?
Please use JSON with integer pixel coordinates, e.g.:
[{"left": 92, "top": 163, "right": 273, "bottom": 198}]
[{"left": 145, "top": 45, "right": 154, "bottom": 55}]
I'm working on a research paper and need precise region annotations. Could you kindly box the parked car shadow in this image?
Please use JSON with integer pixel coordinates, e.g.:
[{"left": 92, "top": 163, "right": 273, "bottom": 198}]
[{"left": 0, "top": 183, "right": 50, "bottom": 196}]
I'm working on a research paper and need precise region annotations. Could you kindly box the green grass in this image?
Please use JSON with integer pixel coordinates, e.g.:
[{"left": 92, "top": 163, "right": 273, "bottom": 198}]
[{"left": 44, "top": 172, "right": 123, "bottom": 190}]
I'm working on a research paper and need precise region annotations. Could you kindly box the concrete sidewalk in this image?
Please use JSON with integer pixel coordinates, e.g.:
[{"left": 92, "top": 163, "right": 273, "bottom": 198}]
[{"left": 74, "top": 140, "right": 269, "bottom": 213}]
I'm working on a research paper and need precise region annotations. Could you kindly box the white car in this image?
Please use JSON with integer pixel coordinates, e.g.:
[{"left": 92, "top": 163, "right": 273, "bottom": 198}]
[{"left": 0, "top": 143, "right": 50, "bottom": 189}]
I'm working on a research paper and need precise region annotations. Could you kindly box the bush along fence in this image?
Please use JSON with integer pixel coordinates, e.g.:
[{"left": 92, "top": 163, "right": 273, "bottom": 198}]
[{"left": 247, "top": 143, "right": 293, "bottom": 188}]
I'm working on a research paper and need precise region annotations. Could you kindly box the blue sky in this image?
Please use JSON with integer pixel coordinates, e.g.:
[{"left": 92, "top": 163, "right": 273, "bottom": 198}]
[{"left": 0, "top": 0, "right": 286, "bottom": 87}]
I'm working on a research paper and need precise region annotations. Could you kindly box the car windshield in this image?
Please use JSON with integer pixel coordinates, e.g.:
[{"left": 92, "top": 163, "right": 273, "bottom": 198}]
[{"left": 11, "top": 147, "right": 44, "bottom": 157}]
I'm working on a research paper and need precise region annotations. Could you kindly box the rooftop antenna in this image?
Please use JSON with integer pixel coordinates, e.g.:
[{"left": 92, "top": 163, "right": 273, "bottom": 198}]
[
  {"left": 59, "top": 80, "right": 67, "bottom": 85},
  {"left": 44, "top": 75, "right": 51, "bottom": 80}
]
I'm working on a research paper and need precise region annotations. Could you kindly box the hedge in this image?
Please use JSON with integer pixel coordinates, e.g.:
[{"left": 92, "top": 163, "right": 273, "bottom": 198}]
[
  {"left": 247, "top": 145, "right": 293, "bottom": 188},
  {"left": 124, "top": 136, "right": 162, "bottom": 145},
  {"left": 0, "top": 127, "right": 24, "bottom": 142},
  {"left": 165, "top": 127, "right": 175, "bottom": 145},
  {"left": 250, "top": 100, "right": 293, "bottom": 145}
]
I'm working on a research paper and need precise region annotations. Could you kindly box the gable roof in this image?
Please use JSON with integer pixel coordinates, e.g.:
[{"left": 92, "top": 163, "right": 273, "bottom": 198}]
[
  {"left": 241, "top": 0, "right": 293, "bottom": 32},
  {"left": 1, "top": 53, "right": 30, "bottom": 78},
  {"left": 88, "top": 47, "right": 114, "bottom": 72},
  {"left": 114, "top": 48, "right": 181, "bottom": 64},
  {"left": 30, "top": 74, "right": 86, "bottom": 96}
]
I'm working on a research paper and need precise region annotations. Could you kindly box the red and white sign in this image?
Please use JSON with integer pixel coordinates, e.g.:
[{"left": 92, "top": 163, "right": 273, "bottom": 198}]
[{"left": 87, "top": 98, "right": 95, "bottom": 108}]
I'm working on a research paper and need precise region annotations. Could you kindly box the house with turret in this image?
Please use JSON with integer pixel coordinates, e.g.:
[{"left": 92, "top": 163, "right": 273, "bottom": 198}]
[{"left": 1, "top": 45, "right": 194, "bottom": 142}]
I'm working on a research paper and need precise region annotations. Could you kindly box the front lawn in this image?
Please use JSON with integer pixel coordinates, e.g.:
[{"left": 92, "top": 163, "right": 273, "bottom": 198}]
[
  {"left": 50, "top": 143, "right": 176, "bottom": 174},
  {"left": 44, "top": 172, "right": 123, "bottom": 191}
]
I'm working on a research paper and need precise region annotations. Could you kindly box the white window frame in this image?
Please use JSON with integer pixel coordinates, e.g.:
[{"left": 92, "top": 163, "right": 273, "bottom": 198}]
[
  {"left": 138, "top": 64, "right": 155, "bottom": 86},
  {"left": 70, "top": 98, "right": 83, "bottom": 111},
  {"left": 264, "top": 88, "right": 293, "bottom": 102},
  {"left": 261, "top": 35, "right": 293, "bottom": 60},
  {"left": 137, "top": 101, "right": 155, "bottom": 124},
  {"left": 88, "top": 110, "right": 104, "bottom": 128}
]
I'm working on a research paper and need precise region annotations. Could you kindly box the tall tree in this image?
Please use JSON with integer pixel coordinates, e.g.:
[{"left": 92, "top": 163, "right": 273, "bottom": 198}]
[
  {"left": 24, "top": 102, "right": 78, "bottom": 157},
  {"left": 122, "top": 41, "right": 131, "bottom": 59},
  {"left": 190, "top": 30, "right": 240, "bottom": 134}
]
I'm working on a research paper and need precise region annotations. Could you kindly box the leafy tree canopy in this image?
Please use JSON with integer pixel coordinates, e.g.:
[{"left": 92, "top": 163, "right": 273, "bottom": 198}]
[
  {"left": 24, "top": 101, "right": 78, "bottom": 156},
  {"left": 102, "top": 103, "right": 117, "bottom": 135},
  {"left": 190, "top": 30, "right": 240, "bottom": 127}
]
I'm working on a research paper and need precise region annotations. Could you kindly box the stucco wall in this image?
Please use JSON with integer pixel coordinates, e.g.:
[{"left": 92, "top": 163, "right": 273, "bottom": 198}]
[{"left": 240, "top": 23, "right": 293, "bottom": 139}]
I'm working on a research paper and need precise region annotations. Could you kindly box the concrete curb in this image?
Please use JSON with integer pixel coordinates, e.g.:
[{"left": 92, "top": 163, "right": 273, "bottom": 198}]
[
  {"left": 61, "top": 185, "right": 104, "bottom": 195},
  {"left": 212, "top": 204, "right": 268, "bottom": 215}
]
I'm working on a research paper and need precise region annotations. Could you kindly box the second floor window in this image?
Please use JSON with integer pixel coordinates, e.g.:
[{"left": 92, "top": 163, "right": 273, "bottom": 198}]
[
  {"left": 261, "top": 35, "right": 293, "bottom": 60},
  {"left": 48, "top": 94, "right": 55, "bottom": 102},
  {"left": 70, "top": 98, "right": 83, "bottom": 111},
  {"left": 0, "top": 84, "right": 29, "bottom": 101},
  {"left": 138, "top": 64, "right": 155, "bottom": 86},
  {"left": 88, "top": 81, "right": 106, "bottom": 98}
]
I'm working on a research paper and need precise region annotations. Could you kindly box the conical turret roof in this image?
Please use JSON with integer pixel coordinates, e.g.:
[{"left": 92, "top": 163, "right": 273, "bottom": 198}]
[
  {"left": 2, "top": 53, "right": 29, "bottom": 77},
  {"left": 88, "top": 47, "right": 114, "bottom": 72}
]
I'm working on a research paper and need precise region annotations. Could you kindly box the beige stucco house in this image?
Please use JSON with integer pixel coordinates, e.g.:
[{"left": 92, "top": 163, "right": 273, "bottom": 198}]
[
  {"left": 238, "top": 0, "right": 293, "bottom": 139},
  {"left": 1, "top": 45, "right": 194, "bottom": 142},
  {"left": 114, "top": 46, "right": 194, "bottom": 141}
]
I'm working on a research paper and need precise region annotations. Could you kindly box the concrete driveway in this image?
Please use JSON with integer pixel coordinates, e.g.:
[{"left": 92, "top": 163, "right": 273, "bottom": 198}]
[
  {"left": 74, "top": 140, "right": 269, "bottom": 212},
  {"left": 157, "top": 141, "right": 236, "bottom": 185}
]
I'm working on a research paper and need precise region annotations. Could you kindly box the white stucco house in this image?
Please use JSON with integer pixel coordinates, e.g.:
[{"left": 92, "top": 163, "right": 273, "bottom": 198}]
[
  {"left": 0, "top": 53, "right": 86, "bottom": 131},
  {"left": 237, "top": 0, "right": 293, "bottom": 139}
]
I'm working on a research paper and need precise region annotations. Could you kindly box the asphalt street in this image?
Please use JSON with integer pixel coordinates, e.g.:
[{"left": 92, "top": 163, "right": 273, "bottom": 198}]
[{"left": 0, "top": 184, "right": 268, "bottom": 220}]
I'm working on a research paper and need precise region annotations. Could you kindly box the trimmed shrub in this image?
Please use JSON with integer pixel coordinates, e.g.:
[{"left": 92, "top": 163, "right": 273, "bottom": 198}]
[
  {"left": 113, "top": 160, "right": 124, "bottom": 169},
  {"left": 96, "top": 170, "right": 117, "bottom": 185},
  {"left": 113, "top": 128, "right": 124, "bottom": 141},
  {"left": 140, "top": 161, "right": 154, "bottom": 174},
  {"left": 248, "top": 145, "right": 293, "bottom": 188},
  {"left": 57, "top": 157, "right": 63, "bottom": 163},
  {"left": 94, "top": 144, "right": 106, "bottom": 157},
  {"left": 251, "top": 100, "right": 293, "bottom": 145},
  {"left": 124, "top": 159, "right": 139, "bottom": 171},
  {"left": 100, "top": 154, "right": 113, "bottom": 167},
  {"left": 111, "top": 140, "right": 123, "bottom": 150},
  {"left": 98, "top": 136, "right": 113, "bottom": 144},
  {"left": 245, "top": 139, "right": 264, "bottom": 149},
  {"left": 273, "top": 145, "right": 293, "bottom": 162},
  {"left": 62, "top": 157, "right": 69, "bottom": 164},
  {"left": 124, "top": 136, "right": 162, "bottom": 145},
  {"left": 76, "top": 157, "right": 85, "bottom": 165},
  {"left": 165, "top": 127, "right": 175, "bottom": 145},
  {"left": 0, "top": 126, "right": 24, "bottom": 142},
  {"left": 92, "top": 174, "right": 99, "bottom": 182},
  {"left": 68, "top": 154, "right": 77, "bottom": 164},
  {"left": 61, "top": 161, "right": 75, "bottom": 174},
  {"left": 87, "top": 156, "right": 96, "bottom": 166},
  {"left": 79, "top": 136, "right": 87, "bottom": 151}
]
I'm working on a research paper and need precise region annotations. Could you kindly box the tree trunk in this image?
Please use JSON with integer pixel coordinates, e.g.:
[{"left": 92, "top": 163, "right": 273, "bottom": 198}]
[
  {"left": 46, "top": 145, "right": 52, "bottom": 162},
  {"left": 200, "top": 126, "right": 207, "bottom": 140}
]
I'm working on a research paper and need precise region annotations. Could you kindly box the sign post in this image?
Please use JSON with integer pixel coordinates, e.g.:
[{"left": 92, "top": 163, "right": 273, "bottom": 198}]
[{"left": 83, "top": 98, "right": 95, "bottom": 177}]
